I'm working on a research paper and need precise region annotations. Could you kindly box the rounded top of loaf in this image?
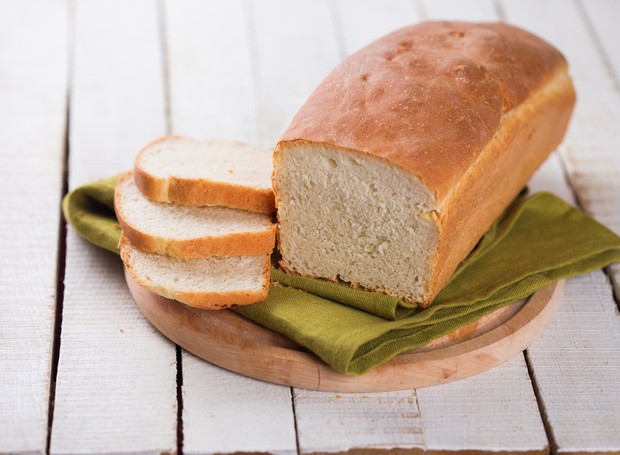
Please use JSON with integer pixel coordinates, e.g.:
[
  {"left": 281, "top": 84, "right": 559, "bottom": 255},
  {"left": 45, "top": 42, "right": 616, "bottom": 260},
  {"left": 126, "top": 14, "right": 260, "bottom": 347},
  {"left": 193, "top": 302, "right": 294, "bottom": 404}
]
[{"left": 277, "top": 21, "right": 570, "bottom": 201}]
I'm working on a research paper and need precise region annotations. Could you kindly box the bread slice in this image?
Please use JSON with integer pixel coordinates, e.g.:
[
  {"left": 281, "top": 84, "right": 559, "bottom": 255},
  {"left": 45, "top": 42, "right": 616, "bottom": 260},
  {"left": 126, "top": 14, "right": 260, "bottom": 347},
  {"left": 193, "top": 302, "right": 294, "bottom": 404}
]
[
  {"left": 134, "top": 136, "right": 275, "bottom": 213},
  {"left": 120, "top": 235, "right": 270, "bottom": 309},
  {"left": 115, "top": 173, "right": 276, "bottom": 258},
  {"left": 273, "top": 22, "right": 575, "bottom": 307}
]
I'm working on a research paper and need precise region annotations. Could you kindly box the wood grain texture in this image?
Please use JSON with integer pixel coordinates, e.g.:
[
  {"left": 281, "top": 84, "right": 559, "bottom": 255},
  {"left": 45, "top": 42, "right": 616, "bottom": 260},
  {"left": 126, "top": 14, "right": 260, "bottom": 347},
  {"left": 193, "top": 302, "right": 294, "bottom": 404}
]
[
  {"left": 499, "top": 1, "right": 620, "bottom": 451},
  {"left": 577, "top": 0, "right": 620, "bottom": 298},
  {"left": 163, "top": 1, "right": 298, "bottom": 453},
  {"left": 182, "top": 355, "right": 297, "bottom": 455},
  {"left": 579, "top": 0, "right": 620, "bottom": 85},
  {"left": 526, "top": 271, "right": 620, "bottom": 453},
  {"left": 51, "top": 233, "right": 177, "bottom": 454},
  {"left": 417, "top": 356, "right": 548, "bottom": 454},
  {"left": 164, "top": 0, "right": 259, "bottom": 143},
  {"left": 0, "top": 0, "right": 67, "bottom": 452},
  {"left": 252, "top": 0, "right": 341, "bottom": 147},
  {"left": 67, "top": 0, "right": 167, "bottom": 183},
  {"left": 294, "top": 389, "right": 425, "bottom": 454},
  {"left": 335, "top": 0, "right": 420, "bottom": 54},
  {"left": 49, "top": 1, "right": 177, "bottom": 453},
  {"left": 500, "top": 0, "right": 620, "bottom": 297}
]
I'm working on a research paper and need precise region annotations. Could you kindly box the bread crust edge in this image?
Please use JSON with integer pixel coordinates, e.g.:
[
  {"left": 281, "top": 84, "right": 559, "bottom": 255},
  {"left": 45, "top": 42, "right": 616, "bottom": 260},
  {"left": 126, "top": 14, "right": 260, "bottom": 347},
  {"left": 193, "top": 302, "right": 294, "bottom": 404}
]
[
  {"left": 116, "top": 172, "right": 276, "bottom": 258},
  {"left": 119, "top": 235, "right": 271, "bottom": 310},
  {"left": 134, "top": 135, "right": 276, "bottom": 214}
]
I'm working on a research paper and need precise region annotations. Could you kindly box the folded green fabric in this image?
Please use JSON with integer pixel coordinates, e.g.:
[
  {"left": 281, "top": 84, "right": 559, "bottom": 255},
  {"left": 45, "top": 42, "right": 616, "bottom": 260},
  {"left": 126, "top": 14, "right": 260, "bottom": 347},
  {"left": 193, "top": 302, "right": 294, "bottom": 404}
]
[
  {"left": 62, "top": 175, "right": 122, "bottom": 254},
  {"left": 63, "top": 175, "right": 620, "bottom": 375}
]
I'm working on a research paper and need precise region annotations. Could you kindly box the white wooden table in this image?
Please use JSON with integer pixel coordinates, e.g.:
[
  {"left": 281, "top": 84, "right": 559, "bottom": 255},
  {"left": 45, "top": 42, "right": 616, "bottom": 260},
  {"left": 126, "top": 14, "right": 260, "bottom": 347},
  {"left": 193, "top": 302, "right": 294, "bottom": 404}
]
[{"left": 2, "top": 0, "right": 620, "bottom": 453}]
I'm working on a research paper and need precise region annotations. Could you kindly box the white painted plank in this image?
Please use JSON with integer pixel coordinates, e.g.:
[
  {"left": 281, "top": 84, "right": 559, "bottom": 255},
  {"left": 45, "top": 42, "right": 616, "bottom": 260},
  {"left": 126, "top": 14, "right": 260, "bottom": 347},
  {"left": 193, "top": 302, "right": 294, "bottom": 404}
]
[
  {"left": 165, "top": 0, "right": 258, "bottom": 143},
  {"left": 182, "top": 355, "right": 296, "bottom": 455},
  {"left": 50, "top": 1, "right": 178, "bottom": 453},
  {"left": 416, "top": 356, "right": 547, "bottom": 452},
  {"left": 52, "top": 233, "right": 178, "bottom": 454},
  {"left": 252, "top": 0, "right": 341, "bottom": 147},
  {"left": 335, "top": 0, "right": 420, "bottom": 54},
  {"left": 527, "top": 271, "right": 620, "bottom": 453},
  {"left": 163, "top": 1, "right": 297, "bottom": 453},
  {"left": 294, "top": 389, "right": 425, "bottom": 454},
  {"left": 67, "top": 0, "right": 168, "bottom": 183},
  {"left": 499, "top": 1, "right": 620, "bottom": 451},
  {"left": 579, "top": 0, "right": 620, "bottom": 85},
  {"left": 421, "top": 0, "right": 499, "bottom": 22},
  {"left": 501, "top": 0, "right": 620, "bottom": 297},
  {"left": 528, "top": 152, "right": 575, "bottom": 205},
  {"left": 577, "top": 0, "right": 620, "bottom": 297},
  {"left": 0, "top": 0, "right": 67, "bottom": 452}
]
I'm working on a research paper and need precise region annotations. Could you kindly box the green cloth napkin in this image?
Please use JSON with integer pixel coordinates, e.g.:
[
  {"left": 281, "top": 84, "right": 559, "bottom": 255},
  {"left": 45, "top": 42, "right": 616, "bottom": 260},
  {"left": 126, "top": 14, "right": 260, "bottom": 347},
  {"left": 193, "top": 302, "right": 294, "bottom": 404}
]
[
  {"left": 62, "top": 175, "right": 620, "bottom": 375},
  {"left": 62, "top": 174, "right": 123, "bottom": 254}
]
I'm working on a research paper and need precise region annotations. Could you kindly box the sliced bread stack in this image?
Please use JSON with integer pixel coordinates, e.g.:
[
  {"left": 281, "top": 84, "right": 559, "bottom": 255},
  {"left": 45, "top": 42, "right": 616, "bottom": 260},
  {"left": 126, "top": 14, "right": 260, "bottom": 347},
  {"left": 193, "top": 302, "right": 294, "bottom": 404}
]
[{"left": 116, "top": 136, "right": 276, "bottom": 310}]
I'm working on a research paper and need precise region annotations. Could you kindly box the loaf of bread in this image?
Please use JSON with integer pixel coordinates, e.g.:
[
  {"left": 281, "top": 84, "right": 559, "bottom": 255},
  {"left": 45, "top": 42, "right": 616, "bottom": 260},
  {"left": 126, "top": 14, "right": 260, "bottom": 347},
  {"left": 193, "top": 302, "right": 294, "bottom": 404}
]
[
  {"left": 115, "top": 172, "right": 276, "bottom": 258},
  {"left": 272, "top": 21, "right": 576, "bottom": 307},
  {"left": 135, "top": 136, "right": 276, "bottom": 213}
]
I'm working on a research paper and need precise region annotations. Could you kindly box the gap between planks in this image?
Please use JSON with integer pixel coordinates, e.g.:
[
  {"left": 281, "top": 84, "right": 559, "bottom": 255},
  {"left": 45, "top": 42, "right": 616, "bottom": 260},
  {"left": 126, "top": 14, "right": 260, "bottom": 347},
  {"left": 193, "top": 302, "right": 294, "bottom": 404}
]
[
  {"left": 46, "top": 90, "right": 72, "bottom": 455},
  {"left": 176, "top": 346, "right": 184, "bottom": 455},
  {"left": 523, "top": 352, "right": 558, "bottom": 455},
  {"left": 46, "top": 2, "right": 76, "bottom": 449}
]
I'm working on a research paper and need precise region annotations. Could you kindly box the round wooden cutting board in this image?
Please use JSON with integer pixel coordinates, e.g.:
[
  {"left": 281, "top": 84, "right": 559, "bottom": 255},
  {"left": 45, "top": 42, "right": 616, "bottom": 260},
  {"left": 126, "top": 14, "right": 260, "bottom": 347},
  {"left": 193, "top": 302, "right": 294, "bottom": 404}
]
[{"left": 125, "top": 269, "right": 564, "bottom": 392}]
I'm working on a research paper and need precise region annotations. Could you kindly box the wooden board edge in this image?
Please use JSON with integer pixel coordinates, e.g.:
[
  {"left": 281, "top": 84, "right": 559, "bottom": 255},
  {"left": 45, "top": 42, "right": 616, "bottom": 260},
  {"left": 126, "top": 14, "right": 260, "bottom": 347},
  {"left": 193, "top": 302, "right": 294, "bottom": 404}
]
[{"left": 125, "top": 268, "right": 564, "bottom": 393}]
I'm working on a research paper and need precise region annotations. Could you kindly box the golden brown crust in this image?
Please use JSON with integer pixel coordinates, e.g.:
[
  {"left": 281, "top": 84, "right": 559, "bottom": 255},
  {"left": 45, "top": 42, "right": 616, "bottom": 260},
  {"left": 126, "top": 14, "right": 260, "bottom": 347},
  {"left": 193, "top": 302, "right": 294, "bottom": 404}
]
[
  {"left": 115, "top": 172, "right": 276, "bottom": 258},
  {"left": 165, "top": 176, "right": 275, "bottom": 214},
  {"left": 277, "top": 21, "right": 569, "bottom": 201},
  {"left": 133, "top": 164, "right": 169, "bottom": 202},
  {"left": 174, "top": 283, "right": 270, "bottom": 310},
  {"left": 134, "top": 135, "right": 276, "bottom": 214},
  {"left": 120, "top": 235, "right": 271, "bottom": 310},
  {"left": 426, "top": 71, "right": 576, "bottom": 306}
]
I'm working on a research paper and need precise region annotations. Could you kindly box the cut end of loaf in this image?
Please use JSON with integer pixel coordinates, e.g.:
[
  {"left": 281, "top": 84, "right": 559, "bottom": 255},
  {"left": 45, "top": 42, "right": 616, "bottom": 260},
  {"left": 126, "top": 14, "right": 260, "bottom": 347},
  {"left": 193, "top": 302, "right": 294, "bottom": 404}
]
[
  {"left": 119, "top": 235, "right": 270, "bottom": 310},
  {"left": 134, "top": 135, "right": 276, "bottom": 213},
  {"left": 273, "top": 143, "right": 439, "bottom": 305}
]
